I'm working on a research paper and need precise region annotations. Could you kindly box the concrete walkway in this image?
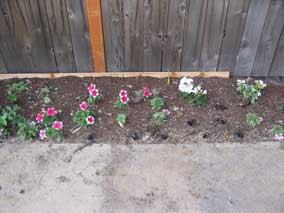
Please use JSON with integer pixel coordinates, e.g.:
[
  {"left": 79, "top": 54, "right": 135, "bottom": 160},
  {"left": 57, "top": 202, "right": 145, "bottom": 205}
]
[{"left": 0, "top": 142, "right": 284, "bottom": 213}]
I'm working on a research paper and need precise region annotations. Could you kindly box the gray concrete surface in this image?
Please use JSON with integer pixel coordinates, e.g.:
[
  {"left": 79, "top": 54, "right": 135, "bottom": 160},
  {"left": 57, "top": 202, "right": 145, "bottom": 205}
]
[{"left": 0, "top": 142, "right": 284, "bottom": 213}]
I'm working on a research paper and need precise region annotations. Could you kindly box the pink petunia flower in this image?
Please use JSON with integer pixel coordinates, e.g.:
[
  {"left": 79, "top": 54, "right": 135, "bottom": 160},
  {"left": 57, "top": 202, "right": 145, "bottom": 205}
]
[
  {"left": 47, "top": 107, "right": 57, "bottom": 117},
  {"left": 86, "top": 116, "right": 95, "bottom": 125},
  {"left": 39, "top": 130, "right": 47, "bottom": 140},
  {"left": 143, "top": 86, "right": 152, "bottom": 98},
  {"left": 120, "top": 95, "right": 129, "bottom": 104},
  {"left": 80, "top": 102, "right": 89, "bottom": 111},
  {"left": 119, "top": 90, "right": 128, "bottom": 97},
  {"left": 88, "top": 84, "right": 96, "bottom": 92},
  {"left": 275, "top": 133, "right": 284, "bottom": 141},
  {"left": 52, "top": 121, "right": 63, "bottom": 130},
  {"left": 36, "top": 113, "right": 45, "bottom": 123},
  {"left": 89, "top": 89, "right": 99, "bottom": 98}
]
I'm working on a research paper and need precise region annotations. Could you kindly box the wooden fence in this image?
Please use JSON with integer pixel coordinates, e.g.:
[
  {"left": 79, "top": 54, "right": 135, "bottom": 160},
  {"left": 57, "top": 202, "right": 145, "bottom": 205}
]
[{"left": 0, "top": 0, "right": 284, "bottom": 77}]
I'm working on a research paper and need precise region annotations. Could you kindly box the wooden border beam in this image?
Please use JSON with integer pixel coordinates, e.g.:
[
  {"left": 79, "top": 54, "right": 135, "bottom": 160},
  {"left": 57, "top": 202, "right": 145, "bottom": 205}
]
[
  {"left": 0, "top": 72, "right": 230, "bottom": 80},
  {"left": 86, "top": 0, "right": 106, "bottom": 72}
]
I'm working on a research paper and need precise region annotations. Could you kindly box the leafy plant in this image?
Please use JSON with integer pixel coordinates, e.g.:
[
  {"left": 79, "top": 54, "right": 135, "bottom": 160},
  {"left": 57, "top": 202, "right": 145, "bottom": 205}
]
[
  {"left": 153, "top": 112, "right": 167, "bottom": 126},
  {"left": 116, "top": 114, "right": 127, "bottom": 127},
  {"left": 272, "top": 125, "right": 284, "bottom": 141},
  {"left": 17, "top": 121, "right": 38, "bottom": 141},
  {"left": 73, "top": 109, "right": 95, "bottom": 128},
  {"left": 151, "top": 97, "right": 165, "bottom": 110},
  {"left": 246, "top": 113, "right": 262, "bottom": 127},
  {"left": 7, "top": 81, "right": 29, "bottom": 103},
  {"left": 236, "top": 79, "right": 266, "bottom": 105},
  {"left": 179, "top": 77, "right": 208, "bottom": 107},
  {"left": 87, "top": 83, "right": 101, "bottom": 104},
  {"left": 43, "top": 96, "right": 52, "bottom": 104},
  {"left": 114, "top": 90, "right": 129, "bottom": 109}
]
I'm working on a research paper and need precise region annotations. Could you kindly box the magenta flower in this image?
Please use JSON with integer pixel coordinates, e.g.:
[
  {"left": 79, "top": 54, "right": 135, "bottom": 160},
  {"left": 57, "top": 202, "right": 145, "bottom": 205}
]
[
  {"left": 80, "top": 102, "right": 89, "bottom": 111},
  {"left": 120, "top": 95, "right": 129, "bottom": 104},
  {"left": 88, "top": 84, "right": 96, "bottom": 92},
  {"left": 47, "top": 107, "right": 57, "bottom": 117},
  {"left": 119, "top": 90, "right": 128, "bottom": 97},
  {"left": 143, "top": 86, "right": 152, "bottom": 98},
  {"left": 39, "top": 130, "right": 47, "bottom": 140},
  {"left": 89, "top": 89, "right": 99, "bottom": 98},
  {"left": 52, "top": 121, "right": 63, "bottom": 130},
  {"left": 86, "top": 116, "right": 95, "bottom": 125},
  {"left": 36, "top": 113, "right": 45, "bottom": 123}
]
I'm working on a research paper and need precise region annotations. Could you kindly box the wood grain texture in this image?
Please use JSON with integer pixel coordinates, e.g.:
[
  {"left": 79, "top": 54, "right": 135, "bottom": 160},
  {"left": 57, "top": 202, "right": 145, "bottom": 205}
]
[
  {"left": 181, "top": 0, "right": 208, "bottom": 71},
  {"left": 269, "top": 27, "right": 284, "bottom": 76},
  {"left": 162, "top": 0, "right": 188, "bottom": 71},
  {"left": 124, "top": 0, "right": 144, "bottom": 71},
  {"left": 143, "top": 0, "right": 165, "bottom": 71},
  {"left": 0, "top": 0, "right": 56, "bottom": 73},
  {"left": 0, "top": 51, "right": 7, "bottom": 73},
  {"left": 45, "top": 0, "right": 76, "bottom": 73},
  {"left": 66, "top": 0, "right": 93, "bottom": 72},
  {"left": 218, "top": 0, "right": 250, "bottom": 73},
  {"left": 199, "top": 0, "right": 229, "bottom": 71},
  {"left": 252, "top": 0, "right": 284, "bottom": 77},
  {"left": 0, "top": 71, "right": 230, "bottom": 80},
  {"left": 234, "top": 0, "right": 271, "bottom": 76},
  {"left": 101, "top": 0, "right": 124, "bottom": 72}
]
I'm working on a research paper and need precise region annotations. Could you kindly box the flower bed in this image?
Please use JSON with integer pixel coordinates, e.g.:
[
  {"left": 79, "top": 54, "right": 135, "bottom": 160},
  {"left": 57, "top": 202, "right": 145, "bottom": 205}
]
[{"left": 0, "top": 77, "right": 283, "bottom": 144}]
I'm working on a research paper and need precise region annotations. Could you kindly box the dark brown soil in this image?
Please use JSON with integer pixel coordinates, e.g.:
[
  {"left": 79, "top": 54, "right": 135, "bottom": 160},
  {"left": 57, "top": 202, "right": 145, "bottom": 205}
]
[{"left": 0, "top": 77, "right": 283, "bottom": 144}]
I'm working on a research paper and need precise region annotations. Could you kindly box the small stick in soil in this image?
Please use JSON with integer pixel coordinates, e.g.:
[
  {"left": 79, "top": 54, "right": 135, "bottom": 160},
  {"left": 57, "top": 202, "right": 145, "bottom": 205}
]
[{"left": 71, "top": 126, "right": 82, "bottom": 134}]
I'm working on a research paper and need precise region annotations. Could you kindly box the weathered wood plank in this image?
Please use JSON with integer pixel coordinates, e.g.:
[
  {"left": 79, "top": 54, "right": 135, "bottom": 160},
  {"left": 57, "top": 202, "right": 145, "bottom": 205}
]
[
  {"left": 124, "top": 0, "right": 144, "bottom": 71},
  {"left": 199, "top": 0, "right": 229, "bottom": 71},
  {"left": 0, "top": 51, "right": 7, "bottom": 73},
  {"left": 0, "top": 71, "right": 230, "bottom": 80},
  {"left": 234, "top": 0, "right": 271, "bottom": 76},
  {"left": 67, "top": 0, "right": 93, "bottom": 72},
  {"left": 218, "top": 0, "right": 250, "bottom": 73},
  {"left": 143, "top": 0, "right": 165, "bottom": 71},
  {"left": 162, "top": 0, "right": 188, "bottom": 72},
  {"left": 252, "top": 0, "right": 284, "bottom": 77},
  {"left": 181, "top": 0, "right": 208, "bottom": 71},
  {"left": 101, "top": 0, "right": 124, "bottom": 72},
  {"left": 45, "top": 0, "right": 76, "bottom": 73},
  {"left": 269, "top": 27, "right": 284, "bottom": 77},
  {"left": 0, "top": 0, "right": 56, "bottom": 73}
]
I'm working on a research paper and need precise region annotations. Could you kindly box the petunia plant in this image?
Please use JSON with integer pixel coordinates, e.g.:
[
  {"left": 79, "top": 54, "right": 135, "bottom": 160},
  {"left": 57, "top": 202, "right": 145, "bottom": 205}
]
[
  {"left": 36, "top": 107, "right": 64, "bottom": 142},
  {"left": 179, "top": 77, "right": 208, "bottom": 107},
  {"left": 236, "top": 79, "right": 266, "bottom": 105},
  {"left": 87, "top": 83, "right": 101, "bottom": 104},
  {"left": 272, "top": 125, "right": 284, "bottom": 141},
  {"left": 135, "top": 86, "right": 153, "bottom": 100},
  {"left": 114, "top": 90, "right": 130, "bottom": 109},
  {"left": 73, "top": 101, "right": 95, "bottom": 128}
]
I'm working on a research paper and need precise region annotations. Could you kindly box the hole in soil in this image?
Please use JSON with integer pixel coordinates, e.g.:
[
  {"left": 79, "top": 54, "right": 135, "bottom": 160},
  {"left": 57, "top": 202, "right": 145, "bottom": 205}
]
[
  {"left": 19, "top": 189, "right": 25, "bottom": 194},
  {"left": 127, "top": 131, "right": 143, "bottom": 141},
  {"left": 203, "top": 133, "right": 210, "bottom": 139},
  {"left": 234, "top": 130, "right": 244, "bottom": 139},
  {"left": 187, "top": 119, "right": 197, "bottom": 127},
  {"left": 214, "top": 117, "right": 227, "bottom": 125},
  {"left": 214, "top": 103, "right": 227, "bottom": 111},
  {"left": 158, "top": 132, "right": 169, "bottom": 140},
  {"left": 87, "top": 133, "right": 96, "bottom": 141}
]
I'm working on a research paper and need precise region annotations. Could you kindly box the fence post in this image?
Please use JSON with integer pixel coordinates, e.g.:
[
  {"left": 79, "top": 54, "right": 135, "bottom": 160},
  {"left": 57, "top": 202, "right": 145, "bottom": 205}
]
[{"left": 87, "top": 0, "right": 106, "bottom": 72}]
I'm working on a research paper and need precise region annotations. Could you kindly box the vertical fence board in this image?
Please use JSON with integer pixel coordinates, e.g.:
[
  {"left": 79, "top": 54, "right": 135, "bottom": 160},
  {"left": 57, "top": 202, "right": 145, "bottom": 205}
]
[
  {"left": 252, "top": 0, "right": 284, "bottom": 77},
  {"left": 181, "top": 0, "right": 208, "bottom": 71},
  {"left": 269, "top": 28, "right": 284, "bottom": 77},
  {"left": 143, "top": 0, "right": 165, "bottom": 71},
  {"left": 124, "top": 0, "right": 144, "bottom": 71},
  {"left": 45, "top": 0, "right": 76, "bottom": 73},
  {"left": 66, "top": 0, "right": 93, "bottom": 72},
  {"left": 234, "top": 0, "right": 270, "bottom": 76},
  {"left": 101, "top": 0, "right": 124, "bottom": 72},
  {"left": 0, "top": 51, "right": 7, "bottom": 73},
  {"left": 218, "top": 0, "right": 250, "bottom": 73},
  {"left": 162, "top": 0, "right": 188, "bottom": 71},
  {"left": 199, "top": 0, "right": 229, "bottom": 71},
  {"left": 0, "top": 0, "right": 56, "bottom": 73}
]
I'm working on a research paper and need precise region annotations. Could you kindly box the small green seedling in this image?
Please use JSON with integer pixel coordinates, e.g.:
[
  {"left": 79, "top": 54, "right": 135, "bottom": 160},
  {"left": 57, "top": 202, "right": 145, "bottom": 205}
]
[
  {"left": 246, "top": 113, "right": 262, "bottom": 127},
  {"left": 153, "top": 112, "right": 167, "bottom": 126},
  {"left": 151, "top": 97, "right": 165, "bottom": 111},
  {"left": 116, "top": 114, "right": 127, "bottom": 127}
]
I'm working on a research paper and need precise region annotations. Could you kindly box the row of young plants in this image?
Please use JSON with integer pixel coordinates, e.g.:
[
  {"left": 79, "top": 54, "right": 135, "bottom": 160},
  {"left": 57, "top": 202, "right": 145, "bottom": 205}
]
[{"left": 0, "top": 77, "right": 283, "bottom": 142}]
